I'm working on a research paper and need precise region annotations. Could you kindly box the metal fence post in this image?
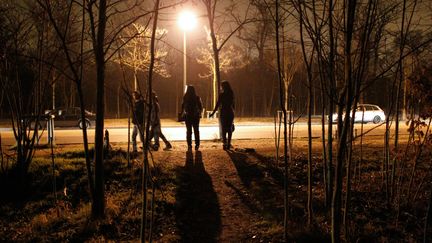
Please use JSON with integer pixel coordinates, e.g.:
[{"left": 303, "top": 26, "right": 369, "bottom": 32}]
[{"left": 47, "top": 115, "right": 55, "bottom": 145}]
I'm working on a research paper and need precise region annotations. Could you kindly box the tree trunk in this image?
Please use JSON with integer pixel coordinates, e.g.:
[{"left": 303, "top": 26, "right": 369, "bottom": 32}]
[
  {"left": 331, "top": 1, "right": 357, "bottom": 242},
  {"left": 40, "top": 0, "right": 96, "bottom": 205},
  {"left": 91, "top": 0, "right": 107, "bottom": 219},
  {"left": 299, "top": 1, "right": 313, "bottom": 226},
  {"left": 275, "top": 0, "right": 289, "bottom": 240},
  {"left": 141, "top": 0, "right": 160, "bottom": 240},
  {"left": 117, "top": 85, "right": 121, "bottom": 118},
  {"left": 326, "top": 0, "right": 335, "bottom": 209},
  {"left": 424, "top": 165, "right": 432, "bottom": 243},
  {"left": 204, "top": 1, "right": 221, "bottom": 104}
]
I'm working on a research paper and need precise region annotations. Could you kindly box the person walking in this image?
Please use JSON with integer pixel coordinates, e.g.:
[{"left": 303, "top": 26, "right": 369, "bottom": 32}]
[
  {"left": 131, "top": 91, "right": 145, "bottom": 153},
  {"left": 149, "top": 91, "right": 172, "bottom": 151},
  {"left": 210, "top": 80, "right": 235, "bottom": 150},
  {"left": 182, "top": 85, "right": 203, "bottom": 151}
]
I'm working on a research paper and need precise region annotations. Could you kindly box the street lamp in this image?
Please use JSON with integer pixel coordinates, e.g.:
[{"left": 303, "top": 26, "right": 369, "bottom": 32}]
[{"left": 178, "top": 10, "right": 197, "bottom": 92}]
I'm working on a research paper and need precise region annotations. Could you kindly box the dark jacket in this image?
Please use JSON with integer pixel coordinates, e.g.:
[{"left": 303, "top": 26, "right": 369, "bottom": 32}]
[
  {"left": 132, "top": 99, "right": 145, "bottom": 125},
  {"left": 182, "top": 95, "right": 203, "bottom": 120},
  {"left": 214, "top": 92, "right": 235, "bottom": 114},
  {"left": 213, "top": 92, "right": 235, "bottom": 129},
  {"left": 151, "top": 98, "right": 161, "bottom": 126}
]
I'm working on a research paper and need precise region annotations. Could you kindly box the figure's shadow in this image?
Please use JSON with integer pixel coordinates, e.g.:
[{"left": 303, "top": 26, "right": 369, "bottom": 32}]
[
  {"left": 226, "top": 149, "right": 284, "bottom": 222},
  {"left": 226, "top": 150, "right": 264, "bottom": 188},
  {"left": 175, "top": 151, "right": 221, "bottom": 243}
]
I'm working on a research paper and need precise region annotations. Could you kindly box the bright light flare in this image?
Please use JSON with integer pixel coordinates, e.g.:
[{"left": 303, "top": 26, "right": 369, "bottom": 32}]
[{"left": 178, "top": 10, "right": 197, "bottom": 31}]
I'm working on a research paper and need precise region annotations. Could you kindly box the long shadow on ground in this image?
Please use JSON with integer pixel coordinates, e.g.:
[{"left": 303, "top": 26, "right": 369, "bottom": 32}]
[
  {"left": 175, "top": 151, "right": 221, "bottom": 243},
  {"left": 225, "top": 149, "right": 283, "bottom": 222},
  {"left": 226, "top": 150, "right": 330, "bottom": 242}
]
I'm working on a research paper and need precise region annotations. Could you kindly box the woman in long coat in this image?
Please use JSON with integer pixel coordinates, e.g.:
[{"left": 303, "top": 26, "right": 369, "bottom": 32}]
[{"left": 210, "top": 80, "right": 235, "bottom": 150}]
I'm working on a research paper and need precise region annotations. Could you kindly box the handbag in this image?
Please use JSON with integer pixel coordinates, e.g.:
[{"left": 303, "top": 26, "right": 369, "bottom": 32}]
[{"left": 178, "top": 112, "right": 186, "bottom": 122}]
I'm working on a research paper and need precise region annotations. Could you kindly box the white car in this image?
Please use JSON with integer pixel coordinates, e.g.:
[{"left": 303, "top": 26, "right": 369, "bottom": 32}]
[{"left": 331, "top": 104, "right": 386, "bottom": 124}]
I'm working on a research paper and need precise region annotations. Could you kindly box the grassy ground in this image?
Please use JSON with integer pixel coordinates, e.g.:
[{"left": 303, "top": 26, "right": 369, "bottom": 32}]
[{"left": 0, "top": 138, "right": 429, "bottom": 242}]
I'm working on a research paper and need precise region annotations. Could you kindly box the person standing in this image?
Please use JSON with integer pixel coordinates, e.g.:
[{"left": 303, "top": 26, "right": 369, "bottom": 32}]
[
  {"left": 131, "top": 91, "right": 145, "bottom": 153},
  {"left": 210, "top": 80, "right": 235, "bottom": 150},
  {"left": 182, "top": 85, "right": 203, "bottom": 151},
  {"left": 150, "top": 91, "right": 172, "bottom": 151}
]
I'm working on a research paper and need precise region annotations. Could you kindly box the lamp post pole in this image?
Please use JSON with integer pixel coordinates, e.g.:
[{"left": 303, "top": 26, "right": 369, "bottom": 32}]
[
  {"left": 183, "top": 31, "right": 187, "bottom": 92},
  {"left": 178, "top": 10, "right": 196, "bottom": 93}
]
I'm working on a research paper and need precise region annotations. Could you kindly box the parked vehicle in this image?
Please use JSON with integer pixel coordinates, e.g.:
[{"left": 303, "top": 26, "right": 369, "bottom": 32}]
[
  {"left": 330, "top": 104, "right": 386, "bottom": 124},
  {"left": 23, "top": 114, "right": 52, "bottom": 130},
  {"left": 46, "top": 107, "right": 96, "bottom": 129}
]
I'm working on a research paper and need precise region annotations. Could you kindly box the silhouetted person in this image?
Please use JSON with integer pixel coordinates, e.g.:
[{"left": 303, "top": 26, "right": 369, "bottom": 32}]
[
  {"left": 131, "top": 91, "right": 144, "bottom": 153},
  {"left": 149, "top": 91, "right": 172, "bottom": 151},
  {"left": 182, "top": 85, "right": 203, "bottom": 151},
  {"left": 103, "top": 129, "right": 112, "bottom": 158},
  {"left": 210, "top": 80, "right": 235, "bottom": 150}
]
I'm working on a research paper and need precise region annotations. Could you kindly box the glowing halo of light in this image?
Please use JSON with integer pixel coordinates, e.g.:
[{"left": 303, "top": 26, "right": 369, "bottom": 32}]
[{"left": 178, "top": 10, "right": 197, "bottom": 31}]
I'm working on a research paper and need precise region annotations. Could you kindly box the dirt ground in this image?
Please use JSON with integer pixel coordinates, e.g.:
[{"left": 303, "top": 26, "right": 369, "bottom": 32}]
[{"left": 152, "top": 140, "right": 285, "bottom": 242}]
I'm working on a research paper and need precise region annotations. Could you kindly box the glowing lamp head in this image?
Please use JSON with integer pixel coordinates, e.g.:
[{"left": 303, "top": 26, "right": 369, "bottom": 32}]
[{"left": 178, "top": 11, "right": 197, "bottom": 31}]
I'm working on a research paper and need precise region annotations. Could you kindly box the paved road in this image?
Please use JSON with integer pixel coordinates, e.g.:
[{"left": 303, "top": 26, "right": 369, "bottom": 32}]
[{"left": 0, "top": 121, "right": 409, "bottom": 145}]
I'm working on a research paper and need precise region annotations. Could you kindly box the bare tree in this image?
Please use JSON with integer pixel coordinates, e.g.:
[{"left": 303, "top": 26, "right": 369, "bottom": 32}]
[
  {"left": 196, "top": 30, "right": 247, "bottom": 107},
  {"left": 274, "top": 0, "right": 290, "bottom": 240},
  {"left": 200, "top": 0, "right": 253, "bottom": 107},
  {"left": 36, "top": 0, "right": 98, "bottom": 208},
  {"left": 114, "top": 23, "right": 171, "bottom": 91},
  {"left": 297, "top": 1, "right": 315, "bottom": 226},
  {"left": 84, "top": 0, "right": 153, "bottom": 219},
  {"left": 0, "top": 1, "right": 57, "bottom": 187},
  {"left": 140, "top": 0, "right": 160, "bottom": 241},
  {"left": 238, "top": 0, "right": 276, "bottom": 116},
  {"left": 287, "top": 0, "right": 411, "bottom": 241}
]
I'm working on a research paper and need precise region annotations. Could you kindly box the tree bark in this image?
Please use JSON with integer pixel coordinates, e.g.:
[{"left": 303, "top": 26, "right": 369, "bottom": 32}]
[
  {"left": 326, "top": 0, "right": 335, "bottom": 208},
  {"left": 141, "top": 0, "right": 160, "bottom": 240},
  {"left": 275, "top": 0, "right": 289, "bottom": 240},
  {"left": 298, "top": 1, "right": 313, "bottom": 226},
  {"left": 91, "top": 0, "right": 107, "bottom": 219},
  {"left": 331, "top": 1, "right": 357, "bottom": 242}
]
